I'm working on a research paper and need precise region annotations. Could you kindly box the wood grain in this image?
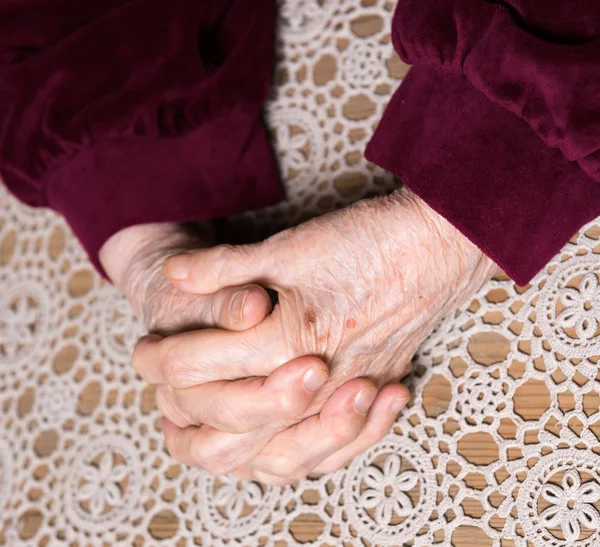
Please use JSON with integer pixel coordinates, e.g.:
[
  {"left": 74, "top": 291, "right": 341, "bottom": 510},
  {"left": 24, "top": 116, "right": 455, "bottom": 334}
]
[{"left": 2, "top": 15, "right": 546, "bottom": 545}]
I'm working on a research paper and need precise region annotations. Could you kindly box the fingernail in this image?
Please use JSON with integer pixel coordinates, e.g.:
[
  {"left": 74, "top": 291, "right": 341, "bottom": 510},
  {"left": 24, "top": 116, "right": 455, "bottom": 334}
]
[
  {"left": 391, "top": 397, "right": 410, "bottom": 416},
  {"left": 165, "top": 255, "right": 190, "bottom": 281},
  {"left": 303, "top": 368, "right": 329, "bottom": 392},
  {"left": 354, "top": 387, "right": 377, "bottom": 414},
  {"left": 231, "top": 290, "right": 248, "bottom": 323}
]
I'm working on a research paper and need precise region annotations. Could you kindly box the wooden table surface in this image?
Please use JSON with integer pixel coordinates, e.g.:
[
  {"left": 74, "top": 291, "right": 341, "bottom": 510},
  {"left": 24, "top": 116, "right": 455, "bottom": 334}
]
[
  {"left": 6, "top": 223, "right": 534, "bottom": 546},
  {"left": 0, "top": 11, "right": 573, "bottom": 546}
]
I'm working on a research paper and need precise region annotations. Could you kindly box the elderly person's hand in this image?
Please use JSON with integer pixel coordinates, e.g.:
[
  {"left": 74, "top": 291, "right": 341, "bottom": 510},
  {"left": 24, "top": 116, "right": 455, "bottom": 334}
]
[
  {"left": 142, "top": 187, "right": 497, "bottom": 483},
  {"left": 99, "top": 222, "right": 272, "bottom": 335},
  {"left": 101, "top": 222, "right": 409, "bottom": 484}
]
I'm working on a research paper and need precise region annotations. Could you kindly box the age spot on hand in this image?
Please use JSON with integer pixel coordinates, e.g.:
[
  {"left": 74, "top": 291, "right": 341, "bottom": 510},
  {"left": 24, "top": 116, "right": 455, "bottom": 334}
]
[
  {"left": 345, "top": 318, "right": 357, "bottom": 329},
  {"left": 305, "top": 309, "right": 318, "bottom": 325}
]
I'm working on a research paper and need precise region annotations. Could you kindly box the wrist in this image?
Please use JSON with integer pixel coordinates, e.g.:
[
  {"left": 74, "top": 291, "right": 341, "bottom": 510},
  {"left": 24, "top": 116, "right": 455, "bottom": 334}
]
[{"left": 389, "top": 187, "right": 499, "bottom": 303}]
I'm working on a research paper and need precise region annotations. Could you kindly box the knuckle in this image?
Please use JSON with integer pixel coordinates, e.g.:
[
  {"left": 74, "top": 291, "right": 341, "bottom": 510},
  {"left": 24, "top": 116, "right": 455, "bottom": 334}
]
[
  {"left": 161, "top": 344, "right": 191, "bottom": 389},
  {"left": 212, "top": 404, "right": 250, "bottom": 434},
  {"left": 215, "top": 244, "right": 237, "bottom": 267},
  {"left": 219, "top": 243, "right": 236, "bottom": 256},
  {"left": 275, "top": 390, "right": 305, "bottom": 419},
  {"left": 331, "top": 416, "right": 361, "bottom": 444},
  {"left": 210, "top": 389, "right": 256, "bottom": 434},
  {"left": 155, "top": 387, "right": 194, "bottom": 428},
  {"left": 190, "top": 438, "right": 237, "bottom": 476},
  {"left": 264, "top": 454, "right": 304, "bottom": 478}
]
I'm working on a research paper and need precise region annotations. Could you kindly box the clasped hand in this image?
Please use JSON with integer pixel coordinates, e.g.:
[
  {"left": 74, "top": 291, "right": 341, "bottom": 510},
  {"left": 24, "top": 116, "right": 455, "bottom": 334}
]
[{"left": 118, "top": 189, "right": 495, "bottom": 485}]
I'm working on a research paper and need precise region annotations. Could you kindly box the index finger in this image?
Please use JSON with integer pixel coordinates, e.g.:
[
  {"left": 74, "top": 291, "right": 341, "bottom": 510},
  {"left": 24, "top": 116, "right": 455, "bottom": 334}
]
[
  {"left": 155, "top": 356, "right": 329, "bottom": 433},
  {"left": 132, "top": 317, "right": 290, "bottom": 388}
]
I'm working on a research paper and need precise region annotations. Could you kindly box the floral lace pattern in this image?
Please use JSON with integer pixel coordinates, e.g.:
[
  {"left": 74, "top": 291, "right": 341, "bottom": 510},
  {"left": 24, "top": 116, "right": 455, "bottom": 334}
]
[
  {"left": 2, "top": 0, "right": 600, "bottom": 545},
  {"left": 539, "top": 469, "right": 600, "bottom": 542},
  {"left": 224, "top": 0, "right": 406, "bottom": 239},
  {"left": 0, "top": 282, "right": 49, "bottom": 369},
  {"left": 360, "top": 454, "right": 419, "bottom": 525}
]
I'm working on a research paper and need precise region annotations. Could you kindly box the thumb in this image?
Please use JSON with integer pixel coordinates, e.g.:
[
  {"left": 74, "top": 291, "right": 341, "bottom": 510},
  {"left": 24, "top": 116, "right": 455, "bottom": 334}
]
[
  {"left": 164, "top": 243, "right": 272, "bottom": 294},
  {"left": 207, "top": 284, "right": 273, "bottom": 332}
]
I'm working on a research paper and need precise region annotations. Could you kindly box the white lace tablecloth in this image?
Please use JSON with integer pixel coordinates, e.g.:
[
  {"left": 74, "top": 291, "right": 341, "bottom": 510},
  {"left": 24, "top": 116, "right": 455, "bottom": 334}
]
[{"left": 2, "top": 1, "right": 600, "bottom": 545}]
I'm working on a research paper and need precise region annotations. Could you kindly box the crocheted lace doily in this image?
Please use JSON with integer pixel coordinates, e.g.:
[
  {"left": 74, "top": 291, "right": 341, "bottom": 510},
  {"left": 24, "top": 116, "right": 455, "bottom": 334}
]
[{"left": 2, "top": 1, "right": 600, "bottom": 545}]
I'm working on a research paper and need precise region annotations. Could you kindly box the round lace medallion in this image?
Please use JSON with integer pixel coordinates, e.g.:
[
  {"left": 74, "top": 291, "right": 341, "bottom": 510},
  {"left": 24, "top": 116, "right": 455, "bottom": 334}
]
[
  {"left": 99, "top": 292, "right": 142, "bottom": 361},
  {"left": 343, "top": 436, "right": 437, "bottom": 544},
  {"left": 518, "top": 450, "right": 600, "bottom": 546},
  {"left": 538, "top": 256, "right": 600, "bottom": 358},
  {"left": 0, "top": 281, "right": 49, "bottom": 369},
  {"left": 454, "top": 369, "right": 512, "bottom": 426},
  {"left": 278, "top": 0, "right": 334, "bottom": 39},
  {"left": 35, "top": 376, "right": 77, "bottom": 426},
  {"left": 197, "top": 473, "right": 279, "bottom": 539},
  {"left": 8, "top": 3, "right": 600, "bottom": 546},
  {"left": 267, "top": 106, "right": 324, "bottom": 197},
  {"left": 64, "top": 435, "right": 142, "bottom": 534},
  {"left": 341, "top": 39, "right": 387, "bottom": 88}
]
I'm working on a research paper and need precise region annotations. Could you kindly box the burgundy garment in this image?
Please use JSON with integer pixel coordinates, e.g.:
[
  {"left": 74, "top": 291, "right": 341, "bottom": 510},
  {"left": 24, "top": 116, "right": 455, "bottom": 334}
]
[
  {"left": 2, "top": 1, "right": 600, "bottom": 285},
  {"left": 367, "top": 0, "right": 600, "bottom": 285},
  {"left": 0, "top": 0, "right": 282, "bottom": 273}
]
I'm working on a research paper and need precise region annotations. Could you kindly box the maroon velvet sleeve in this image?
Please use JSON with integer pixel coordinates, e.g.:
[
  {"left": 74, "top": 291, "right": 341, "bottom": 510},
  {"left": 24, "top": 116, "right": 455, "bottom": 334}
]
[
  {"left": 367, "top": 0, "right": 600, "bottom": 285},
  {"left": 0, "top": 1, "right": 283, "bottom": 272},
  {"left": 366, "top": 67, "right": 600, "bottom": 286}
]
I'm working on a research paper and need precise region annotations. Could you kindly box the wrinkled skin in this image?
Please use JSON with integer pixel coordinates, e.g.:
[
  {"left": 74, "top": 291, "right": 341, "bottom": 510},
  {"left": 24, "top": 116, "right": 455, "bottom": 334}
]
[
  {"left": 167, "top": 188, "right": 496, "bottom": 401},
  {"left": 100, "top": 222, "right": 232, "bottom": 334},
  {"left": 100, "top": 220, "right": 408, "bottom": 485},
  {"left": 148, "top": 187, "right": 498, "bottom": 482}
]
